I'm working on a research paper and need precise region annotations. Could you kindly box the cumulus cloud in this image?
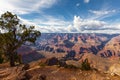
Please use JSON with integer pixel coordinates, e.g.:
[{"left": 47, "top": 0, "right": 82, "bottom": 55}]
[
  {"left": 66, "top": 16, "right": 120, "bottom": 33},
  {"left": 84, "top": 0, "right": 90, "bottom": 3},
  {"left": 73, "top": 16, "right": 106, "bottom": 31},
  {"left": 108, "top": 23, "right": 120, "bottom": 30},
  {"left": 0, "top": 0, "right": 57, "bottom": 15}
]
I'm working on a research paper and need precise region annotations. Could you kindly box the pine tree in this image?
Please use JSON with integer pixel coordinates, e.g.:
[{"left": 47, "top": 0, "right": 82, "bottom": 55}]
[{"left": 0, "top": 11, "right": 41, "bottom": 66}]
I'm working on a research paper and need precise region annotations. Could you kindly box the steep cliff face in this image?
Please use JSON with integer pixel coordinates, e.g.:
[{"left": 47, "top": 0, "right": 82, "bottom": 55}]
[
  {"left": 98, "top": 35, "right": 120, "bottom": 58},
  {"left": 35, "top": 33, "right": 118, "bottom": 56},
  {"left": 18, "top": 33, "right": 120, "bottom": 63},
  {"left": 17, "top": 46, "right": 45, "bottom": 63}
]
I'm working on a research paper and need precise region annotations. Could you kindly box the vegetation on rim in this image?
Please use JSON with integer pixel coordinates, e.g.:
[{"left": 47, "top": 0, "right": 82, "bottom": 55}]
[{"left": 0, "top": 11, "right": 41, "bottom": 67}]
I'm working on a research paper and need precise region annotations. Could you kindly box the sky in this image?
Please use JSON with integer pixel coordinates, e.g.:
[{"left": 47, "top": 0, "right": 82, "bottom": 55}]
[{"left": 0, "top": 0, "right": 120, "bottom": 33}]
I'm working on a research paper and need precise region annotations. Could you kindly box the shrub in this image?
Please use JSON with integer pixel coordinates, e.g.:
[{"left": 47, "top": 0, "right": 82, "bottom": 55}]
[
  {"left": 58, "top": 60, "right": 66, "bottom": 67},
  {"left": 81, "top": 58, "right": 91, "bottom": 70}
]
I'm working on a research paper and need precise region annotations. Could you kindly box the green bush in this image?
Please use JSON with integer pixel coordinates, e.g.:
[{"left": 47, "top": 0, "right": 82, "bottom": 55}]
[{"left": 81, "top": 58, "right": 91, "bottom": 70}]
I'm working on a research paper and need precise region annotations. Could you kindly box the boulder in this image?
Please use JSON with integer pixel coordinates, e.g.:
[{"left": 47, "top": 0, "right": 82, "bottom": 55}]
[
  {"left": 66, "top": 60, "right": 81, "bottom": 68},
  {"left": 109, "top": 64, "right": 120, "bottom": 76}
]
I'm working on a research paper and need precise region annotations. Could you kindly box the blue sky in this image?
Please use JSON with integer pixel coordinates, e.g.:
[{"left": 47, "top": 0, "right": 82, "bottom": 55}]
[{"left": 0, "top": 0, "right": 120, "bottom": 33}]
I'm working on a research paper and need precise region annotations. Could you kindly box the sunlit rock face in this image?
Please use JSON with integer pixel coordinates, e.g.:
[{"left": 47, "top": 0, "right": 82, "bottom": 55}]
[
  {"left": 109, "top": 63, "right": 120, "bottom": 76},
  {"left": 35, "top": 33, "right": 119, "bottom": 57},
  {"left": 98, "top": 35, "right": 120, "bottom": 58},
  {"left": 17, "top": 33, "right": 120, "bottom": 65}
]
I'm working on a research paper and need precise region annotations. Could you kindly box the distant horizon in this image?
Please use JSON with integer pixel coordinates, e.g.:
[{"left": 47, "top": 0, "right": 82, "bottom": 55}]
[{"left": 40, "top": 32, "right": 120, "bottom": 35}]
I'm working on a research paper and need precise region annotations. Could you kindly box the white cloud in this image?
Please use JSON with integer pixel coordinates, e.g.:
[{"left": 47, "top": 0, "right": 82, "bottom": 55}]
[
  {"left": 76, "top": 3, "right": 80, "bottom": 7},
  {"left": 0, "top": 0, "right": 57, "bottom": 15},
  {"left": 66, "top": 15, "right": 120, "bottom": 33},
  {"left": 32, "top": 16, "right": 70, "bottom": 27},
  {"left": 88, "top": 9, "right": 118, "bottom": 20},
  {"left": 0, "top": 0, "right": 119, "bottom": 33},
  {"left": 89, "top": 10, "right": 116, "bottom": 16},
  {"left": 84, "top": 0, "right": 90, "bottom": 3},
  {"left": 18, "top": 15, "right": 71, "bottom": 33},
  {"left": 73, "top": 16, "right": 106, "bottom": 31},
  {"left": 18, "top": 15, "right": 120, "bottom": 33},
  {"left": 108, "top": 23, "right": 120, "bottom": 30},
  {"left": 67, "top": 25, "right": 77, "bottom": 32}
]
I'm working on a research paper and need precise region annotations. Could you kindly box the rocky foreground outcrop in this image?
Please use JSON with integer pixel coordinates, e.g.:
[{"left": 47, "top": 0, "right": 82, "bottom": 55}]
[
  {"left": 0, "top": 65, "right": 29, "bottom": 80},
  {"left": 65, "top": 53, "right": 120, "bottom": 73},
  {"left": 108, "top": 63, "right": 120, "bottom": 76},
  {"left": 1, "top": 60, "right": 120, "bottom": 80},
  {"left": 0, "top": 53, "right": 120, "bottom": 80}
]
